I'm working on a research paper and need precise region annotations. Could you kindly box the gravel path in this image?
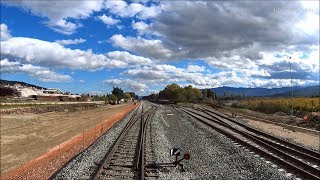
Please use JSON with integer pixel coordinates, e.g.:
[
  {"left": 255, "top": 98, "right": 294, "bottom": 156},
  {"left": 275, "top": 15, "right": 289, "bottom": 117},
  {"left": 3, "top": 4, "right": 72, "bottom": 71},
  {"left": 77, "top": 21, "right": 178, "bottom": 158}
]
[
  {"left": 53, "top": 107, "right": 139, "bottom": 179},
  {"left": 150, "top": 105, "right": 294, "bottom": 180}
]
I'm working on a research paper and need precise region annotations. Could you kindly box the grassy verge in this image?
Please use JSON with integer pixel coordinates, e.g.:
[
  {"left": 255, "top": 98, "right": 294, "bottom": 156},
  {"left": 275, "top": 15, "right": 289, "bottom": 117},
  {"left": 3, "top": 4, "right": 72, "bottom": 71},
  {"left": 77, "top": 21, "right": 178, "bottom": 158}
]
[{"left": 231, "top": 97, "right": 319, "bottom": 115}]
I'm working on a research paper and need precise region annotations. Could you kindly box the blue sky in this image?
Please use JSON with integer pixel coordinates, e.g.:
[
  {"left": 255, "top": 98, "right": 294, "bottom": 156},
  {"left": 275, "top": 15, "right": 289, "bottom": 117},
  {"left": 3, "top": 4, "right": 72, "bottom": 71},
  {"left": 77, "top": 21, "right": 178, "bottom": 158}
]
[{"left": 0, "top": 1, "right": 319, "bottom": 95}]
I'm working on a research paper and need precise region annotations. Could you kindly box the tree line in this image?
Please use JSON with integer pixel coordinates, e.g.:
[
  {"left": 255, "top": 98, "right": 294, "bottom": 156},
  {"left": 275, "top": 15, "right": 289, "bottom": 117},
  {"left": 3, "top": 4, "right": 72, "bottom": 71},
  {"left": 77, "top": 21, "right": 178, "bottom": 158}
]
[
  {"left": 92, "top": 87, "right": 138, "bottom": 104},
  {"left": 143, "top": 83, "right": 217, "bottom": 103}
]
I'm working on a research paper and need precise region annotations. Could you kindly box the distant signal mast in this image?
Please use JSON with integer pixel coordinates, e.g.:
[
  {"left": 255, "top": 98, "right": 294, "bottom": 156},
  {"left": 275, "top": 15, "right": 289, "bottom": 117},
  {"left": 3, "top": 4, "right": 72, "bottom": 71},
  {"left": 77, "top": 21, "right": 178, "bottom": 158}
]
[{"left": 288, "top": 56, "right": 293, "bottom": 116}]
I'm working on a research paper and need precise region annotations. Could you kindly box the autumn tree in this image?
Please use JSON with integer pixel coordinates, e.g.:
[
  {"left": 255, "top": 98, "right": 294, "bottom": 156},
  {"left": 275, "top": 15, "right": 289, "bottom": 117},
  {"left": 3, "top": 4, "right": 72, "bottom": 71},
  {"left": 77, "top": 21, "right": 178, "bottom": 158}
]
[{"left": 124, "top": 93, "right": 132, "bottom": 100}]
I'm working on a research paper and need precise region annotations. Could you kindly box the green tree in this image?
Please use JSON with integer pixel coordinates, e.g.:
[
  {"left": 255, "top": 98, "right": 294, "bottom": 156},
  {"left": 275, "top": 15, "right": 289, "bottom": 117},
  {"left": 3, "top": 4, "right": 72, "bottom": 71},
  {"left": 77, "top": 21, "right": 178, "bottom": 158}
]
[
  {"left": 108, "top": 94, "right": 118, "bottom": 101},
  {"left": 165, "top": 83, "right": 186, "bottom": 102},
  {"left": 111, "top": 87, "right": 124, "bottom": 100}
]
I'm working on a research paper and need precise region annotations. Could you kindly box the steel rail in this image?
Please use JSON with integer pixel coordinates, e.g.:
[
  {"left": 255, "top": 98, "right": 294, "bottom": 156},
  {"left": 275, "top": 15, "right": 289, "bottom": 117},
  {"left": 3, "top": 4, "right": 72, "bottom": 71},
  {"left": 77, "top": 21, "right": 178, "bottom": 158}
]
[
  {"left": 198, "top": 106, "right": 320, "bottom": 159},
  {"left": 179, "top": 107, "right": 320, "bottom": 180},
  {"left": 93, "top": 103, "right": 155, "bottom": 180},
  {"left": 92, "top": 104, "right": 144, "bottom": 179}
]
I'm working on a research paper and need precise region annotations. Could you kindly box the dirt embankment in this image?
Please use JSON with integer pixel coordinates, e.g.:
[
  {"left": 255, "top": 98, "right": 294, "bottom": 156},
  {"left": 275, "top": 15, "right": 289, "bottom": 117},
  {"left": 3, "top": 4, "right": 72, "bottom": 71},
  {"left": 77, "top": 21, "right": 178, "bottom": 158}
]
[
  {"left": 0, "top": 102, "right": 133, "bottom": 174},
  {"left": 0, "top": 103, "right": 103, "bottom": 115},
  {"left": 218, "top": 106, "right": 320, "bottom": 131},
  {"left": 215, "top": 106, "right": 319, "bottom": 150}
]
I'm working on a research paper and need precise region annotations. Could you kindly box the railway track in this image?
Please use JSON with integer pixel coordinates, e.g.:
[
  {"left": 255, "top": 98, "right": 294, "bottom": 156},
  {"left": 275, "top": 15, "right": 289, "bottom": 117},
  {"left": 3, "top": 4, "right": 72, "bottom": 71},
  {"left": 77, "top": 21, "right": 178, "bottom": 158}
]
[
  {"left": 92, "top": 103, "right": 158, "bottom": 180},
  {"left": 178, "top": 106, "right": 320, "bottom": 180}
]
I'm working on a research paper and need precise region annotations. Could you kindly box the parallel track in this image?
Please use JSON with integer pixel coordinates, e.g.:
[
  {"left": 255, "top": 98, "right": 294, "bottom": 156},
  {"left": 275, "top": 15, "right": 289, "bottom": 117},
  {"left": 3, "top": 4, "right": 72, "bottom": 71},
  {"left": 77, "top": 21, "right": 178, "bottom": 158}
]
[
  {"left": 179, "top": 106, "right": 320, "bottom": 180},
  {"left": 197, "top": 106, "right": 320, "bottom": 162}
]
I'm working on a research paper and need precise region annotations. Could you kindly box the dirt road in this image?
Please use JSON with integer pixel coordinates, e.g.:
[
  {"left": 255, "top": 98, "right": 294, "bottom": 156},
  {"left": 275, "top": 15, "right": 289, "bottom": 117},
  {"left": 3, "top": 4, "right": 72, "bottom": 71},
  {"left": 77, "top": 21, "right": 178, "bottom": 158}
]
[
  {"left": 0, "top": 102, "right": 133, "bottom": 174},
  {"left": 217, "top": 106, "right": 320, "bottom": 150}
]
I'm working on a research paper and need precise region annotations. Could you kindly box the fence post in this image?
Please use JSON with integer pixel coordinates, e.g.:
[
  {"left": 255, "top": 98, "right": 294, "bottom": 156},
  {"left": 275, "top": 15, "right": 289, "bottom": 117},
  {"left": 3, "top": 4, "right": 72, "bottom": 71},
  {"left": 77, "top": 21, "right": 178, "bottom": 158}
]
[
  {"left": 59, "top": 144, "right": 61, "bottom": 166},
  {"left": 82, "top": 130, "right": 84, "bottom": 150},
  {"left": 95, "top": 125, "right": 97, "bottom": 139},
  {"left": 101, "top": 121, "right": 103, "bottom": 135}
]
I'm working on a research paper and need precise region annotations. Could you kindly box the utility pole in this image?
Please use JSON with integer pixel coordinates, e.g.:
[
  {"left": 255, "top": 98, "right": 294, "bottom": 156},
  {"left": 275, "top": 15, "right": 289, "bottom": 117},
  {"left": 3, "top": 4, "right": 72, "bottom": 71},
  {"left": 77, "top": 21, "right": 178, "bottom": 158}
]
[{"left": 288, "top": 56, "right": 293, "bottom": 116}]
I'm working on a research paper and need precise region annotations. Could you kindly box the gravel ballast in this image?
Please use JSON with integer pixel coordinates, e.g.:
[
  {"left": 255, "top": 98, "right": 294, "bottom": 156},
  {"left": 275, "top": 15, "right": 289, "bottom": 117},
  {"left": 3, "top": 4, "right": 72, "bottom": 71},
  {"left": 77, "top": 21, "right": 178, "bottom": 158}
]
[
  {"left": 149, "top": 105, "right": 294, "bottom": 180},
  {"left": 53, "top": 106, "right": 139, "bottom": 179},
  {"left": 54, "top": 103, "right": 298, "bottom": 179}
]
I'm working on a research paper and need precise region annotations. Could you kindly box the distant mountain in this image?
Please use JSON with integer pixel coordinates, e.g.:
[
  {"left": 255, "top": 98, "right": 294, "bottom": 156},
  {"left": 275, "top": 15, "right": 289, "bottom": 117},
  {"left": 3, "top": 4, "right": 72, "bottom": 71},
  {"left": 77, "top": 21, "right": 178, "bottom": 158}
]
[
  {"left": 0, "top": 79, "right": 46, "bottom": 90},
  {"left": 269, "top": 86, "right": 319, "bottom": 97},
  {"left": 210, "top": 86, "right": 318, "bottom": 97}
]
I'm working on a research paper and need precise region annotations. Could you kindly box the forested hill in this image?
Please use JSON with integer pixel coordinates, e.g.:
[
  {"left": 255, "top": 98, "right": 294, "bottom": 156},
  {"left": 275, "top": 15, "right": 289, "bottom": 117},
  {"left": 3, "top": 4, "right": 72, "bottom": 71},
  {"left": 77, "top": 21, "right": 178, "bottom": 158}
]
[
  {"left": 210, "top": 86, "right": 319, "bottom": 97},
  {"left": 0, "top": 79, "right": 46, "bottom": 89}
]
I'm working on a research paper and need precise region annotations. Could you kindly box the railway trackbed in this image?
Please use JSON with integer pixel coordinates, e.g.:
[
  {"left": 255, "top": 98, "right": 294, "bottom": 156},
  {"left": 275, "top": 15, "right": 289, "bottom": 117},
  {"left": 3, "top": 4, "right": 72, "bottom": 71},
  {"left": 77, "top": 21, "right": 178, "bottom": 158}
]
[
  {"left": 91, "top": 103, "right": 159, "bottom": 180},
  {"left": 178, "top": 106, "right": 320, "bottom": 180}
]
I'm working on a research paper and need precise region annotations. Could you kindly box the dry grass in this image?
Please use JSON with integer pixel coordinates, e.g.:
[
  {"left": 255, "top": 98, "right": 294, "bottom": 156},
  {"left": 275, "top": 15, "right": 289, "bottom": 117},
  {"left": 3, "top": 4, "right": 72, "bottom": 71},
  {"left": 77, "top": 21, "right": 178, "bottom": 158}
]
[{"left": 232, "top": 98, "right": 319, "bottom": 114}]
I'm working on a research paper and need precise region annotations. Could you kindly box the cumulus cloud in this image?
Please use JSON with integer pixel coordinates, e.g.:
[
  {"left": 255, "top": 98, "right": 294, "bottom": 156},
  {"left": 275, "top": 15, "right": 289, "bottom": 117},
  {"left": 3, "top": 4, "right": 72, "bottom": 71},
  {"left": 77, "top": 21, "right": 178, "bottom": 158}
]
[
  {"left": 122, "top": 63, "right": 318, "bottom": 90},
  {"left": 1, "top": 37, "right": 127, "bottom": 70},
  {"left": 120, "top": 1, "right": 318, "bottom": 86},
  {"left": 98, "top": 14, "right": 120, "bottom": 26},
  {"left": 55, "top": 38, "right": 86, "bottom": 45},
  {"left": 0, "top": 58, "right": 19, "bottom": 67},
  {"left": 1, "top": 23, "right": 11, "bottom": 41},
  {"left": 103, "top": 78, "right": 148, "bottom": 92},
  {"left": 107, "top": 51, "right": 152, "bottom": 65},
  {"left": 186, "top": 65, "right": 205, "bottom": 73},
  {"left": 149, "top": 1, "right": 318, "bottom": 60},
  {"left": 108, "top": 1, "right": 318, "bottom": 88},
  {"left": 104, "top": 0, "right": 161, "bottom": 19},
  {"left": 132, "top": 21, "right": 150, "bottom": 34},
  {"left": 123, "top": 64, "right": 241, "bottom": 88},
  {"left": 2, "top": 0, "right": 104, "bottom": 34},
  {"left": 110, "top": 34, "right": 174, "bottom": 59},
  {"left": 0, "top": 59, "right": 72, "bottom": 82}
]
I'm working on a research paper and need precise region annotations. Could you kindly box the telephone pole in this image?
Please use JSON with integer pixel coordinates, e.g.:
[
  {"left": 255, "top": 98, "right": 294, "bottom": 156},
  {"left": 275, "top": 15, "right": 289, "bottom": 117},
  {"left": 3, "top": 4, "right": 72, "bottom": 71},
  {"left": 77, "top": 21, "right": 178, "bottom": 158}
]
[{"left": 288, "top": 56, "right": 293, "bottom": 116}]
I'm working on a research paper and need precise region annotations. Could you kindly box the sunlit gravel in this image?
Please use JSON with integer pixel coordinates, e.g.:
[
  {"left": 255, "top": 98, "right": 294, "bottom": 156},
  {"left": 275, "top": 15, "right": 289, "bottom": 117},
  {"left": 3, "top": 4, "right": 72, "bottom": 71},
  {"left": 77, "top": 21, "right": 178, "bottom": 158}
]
[
  {"left": 53, "top": 109, "right": 136, "bottom": 179},
  {"left": 149, "top": 105, "right": 293, "bottom": 180},
  {"left": 54, "top": 104, "right": 295, "bottom": 180}
]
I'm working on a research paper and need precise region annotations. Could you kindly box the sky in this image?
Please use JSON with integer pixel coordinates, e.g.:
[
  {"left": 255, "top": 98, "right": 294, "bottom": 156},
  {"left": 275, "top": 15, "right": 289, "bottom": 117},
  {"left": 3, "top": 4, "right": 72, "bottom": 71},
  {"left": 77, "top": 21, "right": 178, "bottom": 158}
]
[{"left": 0, "top": 0, "right": 319, "bottom": 95}]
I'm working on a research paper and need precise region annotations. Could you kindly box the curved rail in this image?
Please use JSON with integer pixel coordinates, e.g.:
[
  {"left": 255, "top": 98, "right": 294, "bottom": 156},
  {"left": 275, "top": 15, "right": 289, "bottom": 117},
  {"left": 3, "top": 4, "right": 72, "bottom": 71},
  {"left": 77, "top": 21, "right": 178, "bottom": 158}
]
[
  {"left": 198, "top": 106, "right": 320, "bottom": 159},
  {"left": 179, "top": 107, "right": 320, "bottom": 180}
]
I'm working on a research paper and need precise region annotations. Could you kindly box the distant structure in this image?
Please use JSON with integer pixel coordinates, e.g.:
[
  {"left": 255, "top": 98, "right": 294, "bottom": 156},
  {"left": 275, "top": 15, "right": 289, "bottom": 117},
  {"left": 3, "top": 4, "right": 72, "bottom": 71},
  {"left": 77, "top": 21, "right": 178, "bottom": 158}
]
[
  {"left": 0, "top": 83, "right": 90, "bottom": 102},
  {"left": 43, "top": 88, "right": 63, "bottom": 94}
]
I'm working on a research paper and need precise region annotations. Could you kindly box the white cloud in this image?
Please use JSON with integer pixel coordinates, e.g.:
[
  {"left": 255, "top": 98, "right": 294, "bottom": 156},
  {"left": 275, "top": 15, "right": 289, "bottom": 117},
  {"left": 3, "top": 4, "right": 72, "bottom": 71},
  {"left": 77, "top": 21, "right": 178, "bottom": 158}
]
[
  {"left": 245, "top": 78, "right": 318, "bottom": 88},
  {"left": 103, "top": 79, "right": 148, "bottom": 92},
  {"left": 98, "top": 14, "right": 120, "bottom": 26},
  {"left": 107, "top": 51, "right": 152, "bottom": 65},
  {"left": 1, "top": 37, "right": 127, "bottom": 70},
  {"left": 2, "top": 1, "right": 104, "bottom": 34},
  {"left": 110, "top": 34, "right": 173, "bottom": 59},
  {"left": 122, "top": 63, "right": 318, "bottom": 90},
  {"left": 55, "top": 38, "right": 86, "bottom": 45},
  {"left": 138, "top": 5, "right": 161, "bottom": 19},
  {"left": 1, "top": 23, "right": 12, "bottom": 41},
  {"left": 0, "top": 58, "right": 19, "bottom": 67},
  {"left": 132, "top": 21, "right": 149, "bottom": 34},
  {"left": 186, "top": 65, "right": 205, "bottom": 72},
  {"left": 104, "top": 0, "right": 161, "bottom": 19},
  {"left": 45, "top": 19, "right": 81, "bottom": 35},
  {"left": 127, "top": 65, "right": 241, "bottom": 88},
  {"left": 20, "top": 64, "right": 72, "bottom": 82},
  {"left": 0, "top": 59, "right": 72, "bottom": 82}
]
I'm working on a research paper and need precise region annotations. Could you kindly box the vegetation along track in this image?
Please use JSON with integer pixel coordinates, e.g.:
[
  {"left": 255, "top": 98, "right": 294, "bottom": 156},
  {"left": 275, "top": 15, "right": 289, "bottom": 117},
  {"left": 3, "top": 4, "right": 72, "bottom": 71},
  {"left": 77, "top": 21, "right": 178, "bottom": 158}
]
[
  {"left": 178, "top": 106, "right": 320, "bottom": 180},
  {"left": 92, "top": 103, "right": 158, "bottom": 180}
]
